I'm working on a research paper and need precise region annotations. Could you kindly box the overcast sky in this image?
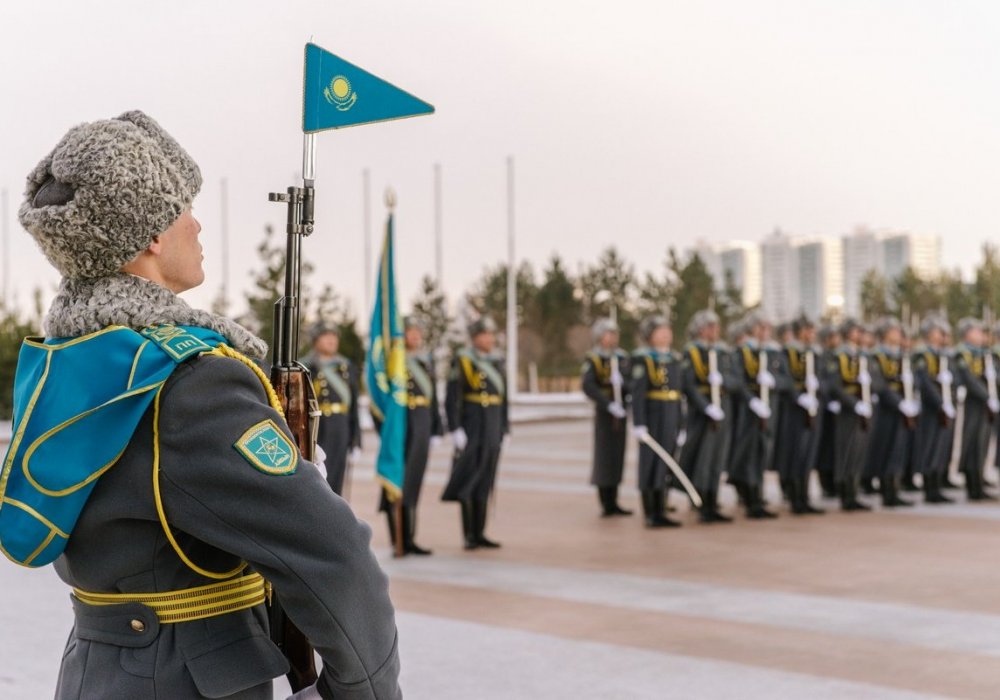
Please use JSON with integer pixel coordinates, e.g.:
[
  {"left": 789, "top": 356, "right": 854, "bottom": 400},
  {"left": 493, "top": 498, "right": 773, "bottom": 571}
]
[{"left": 1, "top": 0, "right": 998, "bottom": 320}]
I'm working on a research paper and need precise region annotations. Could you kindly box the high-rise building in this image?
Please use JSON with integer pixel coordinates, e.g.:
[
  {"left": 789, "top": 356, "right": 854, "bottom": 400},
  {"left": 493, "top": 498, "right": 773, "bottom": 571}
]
[
  {"left": 796, "top": 237, "right": 844, "bottom": 321},
  {"left": 761, "top": 230, "right": 800, "bottom": 321},
  {"left": 842, "top": 226, "right": 884, "bottom": 318},
  {"left": 882, "top": 233, "right": 940, "bottom": 280},
  {"left": 693, "top": 240, "right": 762, "bottom": 308}
]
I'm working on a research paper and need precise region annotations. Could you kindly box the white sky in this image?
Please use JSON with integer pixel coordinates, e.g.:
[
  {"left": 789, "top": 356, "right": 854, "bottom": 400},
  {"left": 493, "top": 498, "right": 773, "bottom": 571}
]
[{"left": 1, "top": 0, "right": 998, "bottom": 320}]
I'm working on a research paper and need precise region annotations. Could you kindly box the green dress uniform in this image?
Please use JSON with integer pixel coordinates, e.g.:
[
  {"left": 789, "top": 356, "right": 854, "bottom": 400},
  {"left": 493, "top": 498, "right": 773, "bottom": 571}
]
[
  {"left": 53, "top": 341, "right": 400, "bottom": 699},
  {"left": 630, "top": 348, "right": 683, "bottom": 526},
  {"left": 772, "top": 343, "right": 824, "bottom": 514},
  {"left": 680, "top": 342, "right": 736, "bottom": 522},
  {"left": 582, "top": 349, "right": 632, "bottom": 515},
  {"left": 441, "top": 348, "right": 509, "bottom": 548},
  {"left": 824, "top": 346, "right": 872, "bottom": 510},
  {"left": 303, "top": 352, "right": 362, "bottom": 496},
  {"left": 728, "top": 343, "right": 787, "bottom": 518},
  {"left": 954, "top": 344, "right": 996, "bottom": 500},
  {"left": 865, "top": 347, "right": 916, "bottom": 506},
  {"left": 912, "top": 347, "right": 957, "bottom": 503},
  {"left": 374, "top": 353, "right": 444, "bottom": 551},
  {"left": 815, "top": 346, "right": 841, "bottom": 497}
]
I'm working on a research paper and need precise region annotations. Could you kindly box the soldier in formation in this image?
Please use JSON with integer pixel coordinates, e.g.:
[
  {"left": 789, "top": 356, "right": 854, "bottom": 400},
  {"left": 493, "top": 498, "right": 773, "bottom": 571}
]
[
  {"left": 582, "top": 318, "right": 633, "bottom": 516},
  {"left": 302, "top": 323, "right": 362, "bottom": 496},
  {"left": 442, "top": 317, "right": 509, "bottom": 549}
]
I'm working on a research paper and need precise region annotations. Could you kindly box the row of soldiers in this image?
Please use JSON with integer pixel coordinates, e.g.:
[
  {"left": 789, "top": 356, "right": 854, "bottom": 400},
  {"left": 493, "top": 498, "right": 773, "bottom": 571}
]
[
  {"left": 583, "top": 310, "right": 1000, "bottom": 528},
  {"left": 303, "top": 317, "right": 508, "bottom": 556}
]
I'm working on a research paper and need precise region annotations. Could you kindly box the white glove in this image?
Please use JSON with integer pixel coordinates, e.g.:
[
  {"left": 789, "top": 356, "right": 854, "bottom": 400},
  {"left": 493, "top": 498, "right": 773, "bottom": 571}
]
[
  {"left": 705, "top": 404, "right": 725, "bottom": 422},
  {"left": 827, "top": 400, "right": 842, "bottom": 415},
  {"left": 430, "top": 435, "right": 443, "bottom": 449},
  {"left": 608, "top": 402, "right": 627, "bottom": 419},
  {"left": 854, "top": 401, "right": 872, "bottom": 419},
  {"left": 805, "top": 374, "right": 820, "bottom": 393},
  {"left": 757, "top": 371, "right": 776, "bottom": 389},
  {"left": 708, "top": 370, "right": 723, "bottom": 388},
  {"left": 796, "top": 393, "right": 818, "bottom": 413},
  {"left": 899, "top": 399, "right": 920, "bottom": 418},
  {"left": 942, "top": 403, "right": 956, "bottom": 420},
  {"left": 858, "top": 371, "right": 872, "bottom": 388},
  {"left": 610, "top": 368, "right": 624, "bottom": 388},
  {"left": 956, "top": 385, "right": 968, "bottom": 404},
  {"left": 749, "top": 397, "right": 771, "bottom": 420},
  {"left": 677, "top": 429, "right": 687, "bottom": 447},
  {"left": 632, "top": 425, "right": 649, "bottom": 440},
  {"left": 311, "top": 444, "right": 328, "bottom": 479},
  {"left": 286, "top": 682, "right": 322, "bottom": 700},
  {"left": 349, "top": 446, "right": 362, "bottom": 463},
  {"left": 990, "top": 398, "right": 1000, "bottom": 415},
  {"left": 937, "top": 369, "right": 953, "bottom": 386},
  {"left": 452, "top": 428, "right": 468, "bottom": 451}
]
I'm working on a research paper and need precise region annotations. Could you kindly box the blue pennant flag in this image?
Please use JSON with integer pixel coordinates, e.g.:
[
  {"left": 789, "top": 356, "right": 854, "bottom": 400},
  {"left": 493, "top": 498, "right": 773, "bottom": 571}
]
[
  {"left": 366, "top": 212, "right": 407, "bottom": 500},
  {"left": 302, "top": 43, "right": 435, "bottom": 133}
]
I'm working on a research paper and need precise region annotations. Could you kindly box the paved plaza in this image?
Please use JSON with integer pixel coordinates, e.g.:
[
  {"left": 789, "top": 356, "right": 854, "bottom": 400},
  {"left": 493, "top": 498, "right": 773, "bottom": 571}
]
[{"left": 4, "top": 418, "right": 1000, "bottom": 698}]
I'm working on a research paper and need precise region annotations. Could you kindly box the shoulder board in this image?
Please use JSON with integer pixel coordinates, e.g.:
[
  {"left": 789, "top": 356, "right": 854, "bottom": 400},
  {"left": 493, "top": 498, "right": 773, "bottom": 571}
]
[{"left": 141, "top": 325, "right": 218, "bottom": 363}]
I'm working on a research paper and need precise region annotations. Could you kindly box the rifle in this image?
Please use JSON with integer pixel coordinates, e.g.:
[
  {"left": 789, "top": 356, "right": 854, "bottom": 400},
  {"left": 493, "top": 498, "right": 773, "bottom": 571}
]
[
  {"left": 901, "top": 352, "right": 916, "bottom": 430},
  {"left": 266, "top": 134, "right": 322, "bottom": 692},
  {"left": 939, "top": 353, "right": 954, "bottom": 429},
  {"left": 859, "top": 354, "right": 871, "bottom": 432},
  {"left": 757, "top": 348, "right": 769, "bottom": 432},
  {"left": 708, "top": 347, "right": 721, "bottom": 432},
  {"left": 804, "top": 349, "right": 818, "bottom": 428}
]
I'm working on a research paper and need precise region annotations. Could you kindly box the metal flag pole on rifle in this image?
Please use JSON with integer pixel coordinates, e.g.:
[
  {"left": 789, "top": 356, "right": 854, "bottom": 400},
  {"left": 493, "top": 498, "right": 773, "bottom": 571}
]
[
  {"left": 637, "top": 432, "right": 702, "bottom": 508},
  {"left": 265, "top": 41, "right": 434, "bottom": 693}
]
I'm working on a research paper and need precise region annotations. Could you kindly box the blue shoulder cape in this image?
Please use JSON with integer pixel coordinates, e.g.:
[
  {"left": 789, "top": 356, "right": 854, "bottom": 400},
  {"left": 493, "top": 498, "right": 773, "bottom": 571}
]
[{"left": 0, "top": 325, "right": 226, "bottom": 567}]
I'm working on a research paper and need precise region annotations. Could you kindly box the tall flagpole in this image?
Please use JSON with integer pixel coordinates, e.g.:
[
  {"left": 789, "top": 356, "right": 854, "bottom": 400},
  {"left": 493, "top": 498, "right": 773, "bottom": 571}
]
[
  {"left": 434, "top": 163, "right": 443, "bottom": 285},
  {"left": 506, "top": 156, "right": 517, "bottom": 397},
  {"left": 1, "top": 188, "right": 9, "bottom": 308},
  {"left": 363, "top": 168, "right": 372, "bottom": 319},
  {"left": 220, "top": 178, "right": 230, "bottom": 312}
]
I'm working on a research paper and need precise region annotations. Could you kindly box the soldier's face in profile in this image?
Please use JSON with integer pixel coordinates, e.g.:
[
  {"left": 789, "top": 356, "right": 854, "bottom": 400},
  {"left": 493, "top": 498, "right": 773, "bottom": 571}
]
[
  {"left": 405, "top": 326, "right": 424, "bottom": 351},
  {"left": 927, "top": 328, "right": 944, "bottom": 348},
  {"left": 883, "top": 328, "right": 902, "bottom": 348},
  {"left": 799, "top": 327, "right": 816, "bottom": 345},
  {"left": 965, "top": 327, "right": 984, "bottom": 347},
  {"left": 155, "top": 208, "right": 205, "bottom": 293},
  {"left": 599, "top": 331, "right": 619, "bottom": 350},
  {"left": 473, "top": 331, "right": 496, "bottom": 354},
  {"left": 650, "top": 326, "right": 672, "bottom": 350},
  {"left": 703, "top": 323, "right": 720, "bottom": 343}
]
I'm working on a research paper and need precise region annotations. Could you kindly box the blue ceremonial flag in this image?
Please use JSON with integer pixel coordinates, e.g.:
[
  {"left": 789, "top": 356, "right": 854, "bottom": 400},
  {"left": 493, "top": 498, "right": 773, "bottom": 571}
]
[
  {"left": 366, "top": 211, "right": 407, "bottom": 500},
  {"left": 303, "top": 43, "right": 435, "bottom": 133}
]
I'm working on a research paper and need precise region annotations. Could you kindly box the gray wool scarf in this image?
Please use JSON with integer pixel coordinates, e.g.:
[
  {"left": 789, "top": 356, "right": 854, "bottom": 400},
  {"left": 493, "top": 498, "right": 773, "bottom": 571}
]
[{"left": 45, "top": 274, "right": 268, "bottom": 360}]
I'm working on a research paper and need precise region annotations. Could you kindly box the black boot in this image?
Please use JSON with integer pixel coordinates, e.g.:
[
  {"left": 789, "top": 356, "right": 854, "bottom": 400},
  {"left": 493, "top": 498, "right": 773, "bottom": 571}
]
[
  {"left": 845, "top": 480, "right": 872, "bottom": 511},
  {"left": 860, "top": 477, "right": 877, "bottom": 495},
  {"left": 460, "top": 501, "right": 478, "bottom": 550},
  {"left": 403, "top": 506, "right": 432, "bottom": 555},
  {"left": 644, "top": 489, "right": 681, "bottom": 528},
  {"left": 790, "top": 479, "right": 807, "bottom": 515},
  {"left": 385, "top": 506, "right": 398, "bottom": 549},
  {"left": 800, "top": 478, "right": 825, "bottom": 514},
  {"left": 942, "top": 472, "right": 960, "bottom": 490},
  {"left": 901, "top": 473, "right": 920, "bottom": 492},
  {"left": 474, "top": 499, "right": 501, "bottom": 548},
  {"left": 747, "top": 485, "right": 778, "bottom": 519},
  {"left": 700, "top": 490, "right": 732, "bottom": 523},
  {"left": 820, "top": 470, "right": 837, "bottom": 498},
  {"left": 608, "top": 486, "right": 633, "bottom": 516},
  {"left": 598, "top": 487, "right": 616, "bottom": 517},
  {"left": 882, "top": 477, "right": 913, "bottom": 508},
  {"left": 925, "top": 473, "right": 953, "bottom": 504}
]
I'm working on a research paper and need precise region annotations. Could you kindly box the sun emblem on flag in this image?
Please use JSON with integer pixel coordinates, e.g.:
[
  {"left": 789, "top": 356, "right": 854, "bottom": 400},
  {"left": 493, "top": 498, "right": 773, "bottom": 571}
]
[{"left": 324, "top": 75, "right": 357, "bottom": 111}]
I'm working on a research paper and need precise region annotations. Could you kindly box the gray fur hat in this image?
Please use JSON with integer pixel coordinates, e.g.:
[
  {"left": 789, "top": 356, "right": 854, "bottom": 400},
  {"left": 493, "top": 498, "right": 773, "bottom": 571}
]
[
  {"left": 468, "top": 316, "right": 498, "bottom": 338},
  {"left": 403, "top": 315, "right": 425, "bottom": 332},
  {"left": 639, "top": 315, "right": 670, "bottom": 343},
  {"left": 920, "top": 315, "right": 951, "bottom": 338},
  {"left": 309, "top": 321, "right": 339, "bottom": 343},
  {"left": 874, "top": 316, "right": 901, "bottom": 341},
  {"left": 591, "top": 318, "right": 619, "bottom": 343},
  {"left": 19, "top": 110, "right": 202, "bottom": 280},
  {"left": 956, "top": 317, "right": 982, "bottom": 339},
  {"left": 687, "top": 309, "right": 720, "bottom": 339}
]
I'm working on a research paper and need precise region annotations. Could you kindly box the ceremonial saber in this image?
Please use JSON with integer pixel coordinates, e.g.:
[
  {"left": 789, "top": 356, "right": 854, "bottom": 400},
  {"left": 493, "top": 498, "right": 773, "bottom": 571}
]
[
  {"left": 758, "top": 348, "right": 769, "bottom": 432},
  {"left": 902, "top": 352, "right": 916, "bottom": 430},
  {"left": 611, "top": 353, "right": 624, "bottom": 431},
  {"left": 805, "top": 349, "right": 818, "bottom": 424},
  {"left": 859, "top": 354, "right": 871, "bottom": 432},
  {"left": 940, "top": 354, "right": 954, "bottom": 427},
  {"left": 708, "top": 347, "right": 721, "bottom": 432},
  {"left": 638, "top": 432, "right": 702, "bottom": 508}
]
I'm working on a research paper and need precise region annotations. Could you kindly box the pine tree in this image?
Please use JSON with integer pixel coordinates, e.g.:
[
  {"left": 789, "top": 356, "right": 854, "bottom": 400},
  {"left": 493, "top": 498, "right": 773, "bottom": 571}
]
[{"left": 410, "top": 275, "right": 450, "bottom": 351}]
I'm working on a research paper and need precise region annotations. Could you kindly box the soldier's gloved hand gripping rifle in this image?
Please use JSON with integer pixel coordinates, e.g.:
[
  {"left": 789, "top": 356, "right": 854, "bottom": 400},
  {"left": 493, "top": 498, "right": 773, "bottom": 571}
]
[{"left": 265, "top": 42, "right": 434, "bottom": 693}]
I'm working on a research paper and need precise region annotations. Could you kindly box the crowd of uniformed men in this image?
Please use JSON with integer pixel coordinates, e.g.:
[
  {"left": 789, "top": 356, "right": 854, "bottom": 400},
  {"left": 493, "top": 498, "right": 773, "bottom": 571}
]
[{"left": 310, "top": 305, "right": 1000, "bottom": 553}]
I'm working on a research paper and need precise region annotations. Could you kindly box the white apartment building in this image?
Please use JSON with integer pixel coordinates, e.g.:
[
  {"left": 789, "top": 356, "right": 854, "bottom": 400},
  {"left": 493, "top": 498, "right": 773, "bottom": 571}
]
[
  {"left": 796, "top": 237, "right": 844, "bottom": 321},
  {"left": 693, "top": 240, "right": 762, "bottom": 308},
  {"left": 760, "top": 230, "right": 800, "bottom": 321}
]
